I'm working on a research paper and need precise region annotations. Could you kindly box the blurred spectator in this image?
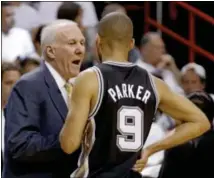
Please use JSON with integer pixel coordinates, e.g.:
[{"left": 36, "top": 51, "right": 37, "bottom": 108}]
[
  {"left": 181, "top": 63, "right": 206, "bottom": 94},
  {"left": 38, "top": 2, "right": 98, "bottom": 29},
  {"left": 181, "top": 62, "right": 214, "bottom": 100},
  {"left": 31, "top": 25, "right": 45, "bottom": 58},
  {"left": 136, "top": 32, "right": 182, "bottom": 93},
  {"left": 57, "top": 2, "right": 83, "bottom": 31},
  {"left": 19, "top": 57, "right": 40, "bottom": 74},
  {"left": 13, "top": 2, "right": 41, "bottom": 30},
  {"left": 2, "top": 2, "right": 35, "bottom": 63},
  {"left": 2, "top": 62, "right": 21, "bottom": 163},
  {"left": 158, "top": 91, "right": 214, "bottom": 178},
  {"left": 77, "top": 2, "right": 98, "bottom": 51},
  {"left": 101, "top": 3, "right": 141, "bottom": 63},
  {"left": 101, "top": 3, "right": 126, "bottom": 18},
  {"left": 2, "top": 62, "right": 21, "bottom": 108},
  {"left": 188, "top": 92, "right": 214, "bottom": 178},
  {"left": 3, "top": 20, "right": 84, "bottom": 178}
]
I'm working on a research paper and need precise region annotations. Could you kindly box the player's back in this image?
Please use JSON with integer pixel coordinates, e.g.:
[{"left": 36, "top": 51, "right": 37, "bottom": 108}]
[{"left": 71, "top": 61, "right": 159, "bottom": 178}]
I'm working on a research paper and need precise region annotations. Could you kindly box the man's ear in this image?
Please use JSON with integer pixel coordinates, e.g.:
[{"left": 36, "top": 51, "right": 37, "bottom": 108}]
[{"left": 46, "top": 46, "right": 55, "bottom": 60}]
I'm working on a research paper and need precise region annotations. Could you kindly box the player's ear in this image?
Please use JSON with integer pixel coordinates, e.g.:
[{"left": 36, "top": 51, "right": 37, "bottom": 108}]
[
  {"left": 130, "top": 38, "right": 135, "bottom": 50},
  {"left": 96, "top": 34, "right": 101, "bottom": 47}
]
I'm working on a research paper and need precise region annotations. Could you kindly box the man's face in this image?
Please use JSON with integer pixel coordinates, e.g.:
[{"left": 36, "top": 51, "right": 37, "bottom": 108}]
[
  {"left": 181, "top": 70, "right": 205, "bottom": 95},
  {"left": 141, "top": 36, "right": 166, "bottom": 66},
  {"left": 2, "top": 6, "right": 15, "bottom": 33},
  {"left": 48, "top": 24, "right": 85, "bottom": 80},
  {"left": 2, "top": 70, "right": 21, "bottom": 105}
]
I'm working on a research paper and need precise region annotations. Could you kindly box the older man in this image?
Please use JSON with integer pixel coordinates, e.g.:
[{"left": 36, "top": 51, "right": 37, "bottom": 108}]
[
  {"left": 136, "top": 32, "right": 182, "bottom": 94},
  {"left": 3, "top": 20, "right": 85, "bottom": 178}
]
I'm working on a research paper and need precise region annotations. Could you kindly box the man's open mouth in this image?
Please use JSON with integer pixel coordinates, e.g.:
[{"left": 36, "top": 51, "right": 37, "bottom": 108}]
[{"left": 72, "top": 60, "right": 81, "bottom": 65}]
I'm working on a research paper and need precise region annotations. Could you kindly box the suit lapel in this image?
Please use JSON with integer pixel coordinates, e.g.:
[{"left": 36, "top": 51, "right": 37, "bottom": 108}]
[{"left": 42, "top": 62, "right": 68, "bottom": 121}]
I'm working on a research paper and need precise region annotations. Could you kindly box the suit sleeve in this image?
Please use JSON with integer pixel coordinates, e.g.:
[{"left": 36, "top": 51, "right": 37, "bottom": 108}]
[{"left": 5, "top": 80, "right": 66, "bottom": 163}]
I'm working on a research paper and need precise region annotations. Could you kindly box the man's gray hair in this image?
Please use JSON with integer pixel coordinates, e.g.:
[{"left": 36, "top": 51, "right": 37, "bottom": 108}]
[{"left": 41, "top": 19, "right": 76, "bottom": 57}]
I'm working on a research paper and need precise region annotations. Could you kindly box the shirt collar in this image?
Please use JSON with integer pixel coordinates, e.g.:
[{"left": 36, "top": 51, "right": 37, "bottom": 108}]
[{"left": 45, "top": 61, "right": 66, "bottom": 89}]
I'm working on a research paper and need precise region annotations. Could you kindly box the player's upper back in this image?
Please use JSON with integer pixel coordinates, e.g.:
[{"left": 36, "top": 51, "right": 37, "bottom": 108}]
[
  {"left": 95, "top": 61, "right": 159, "bottom": 112},
  {"left": 90, "top": 60, "right": 159, "bottom": 157}
]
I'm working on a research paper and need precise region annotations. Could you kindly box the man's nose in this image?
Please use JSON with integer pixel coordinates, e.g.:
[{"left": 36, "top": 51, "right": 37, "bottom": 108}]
[{"left": 75, "top": 44, "right": 85, "bottom": 55}]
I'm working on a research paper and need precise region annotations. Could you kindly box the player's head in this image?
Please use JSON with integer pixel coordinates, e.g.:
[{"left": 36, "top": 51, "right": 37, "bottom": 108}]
[
  {"left": 181, "top": 63, "right": 206, "bottom": 95},
  {"left": 41, "top": 19, "right": 85, "bottom": 80},
  {"left": 187, "top": 91, "right": 214, "bottom": 127},
  {"left": 96, "top": 12, "right": 134, "bottom": 62},
  {"left": 140, "top": 32, "right": 166, "bottom": 66}
]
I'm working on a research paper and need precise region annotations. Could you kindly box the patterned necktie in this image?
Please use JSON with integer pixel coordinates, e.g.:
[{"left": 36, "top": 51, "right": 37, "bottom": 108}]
[{"left": 64, "top": 83, "right": 73, "bottom": 97}]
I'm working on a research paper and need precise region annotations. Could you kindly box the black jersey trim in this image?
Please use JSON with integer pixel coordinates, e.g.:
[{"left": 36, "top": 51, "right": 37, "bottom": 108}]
[
  {"left": 88, "top": 66, "right": 104, "bottom": 118},
  {"left": 147, "top": 72, "right": 160, "bottom": 113},
  {"left": 103, "top": 61, "right": 135, "bottom": 67}
]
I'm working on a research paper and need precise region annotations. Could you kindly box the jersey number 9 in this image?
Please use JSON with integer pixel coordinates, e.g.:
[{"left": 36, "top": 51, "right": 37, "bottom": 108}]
[{"left": 116, "top": 106, "right": 144, "bottom": 152}]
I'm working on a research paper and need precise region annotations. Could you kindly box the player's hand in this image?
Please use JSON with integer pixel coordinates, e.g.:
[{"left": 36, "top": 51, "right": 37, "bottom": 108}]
[
  {"left": 132, "top": 148, "right": 151, "bottom": 172},
  {"left": 157, "top": 54, "right": 176, "bottom": 70}
]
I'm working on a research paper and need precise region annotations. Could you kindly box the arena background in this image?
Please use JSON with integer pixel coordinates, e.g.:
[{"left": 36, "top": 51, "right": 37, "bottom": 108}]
[{"left": 94, "top": 1, "right": 214, "bottom": 93}]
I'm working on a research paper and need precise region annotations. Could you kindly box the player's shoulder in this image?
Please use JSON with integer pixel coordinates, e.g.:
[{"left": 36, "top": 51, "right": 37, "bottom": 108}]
[{"left": 74, "top": 67, "right": 99, "bottom": 86}]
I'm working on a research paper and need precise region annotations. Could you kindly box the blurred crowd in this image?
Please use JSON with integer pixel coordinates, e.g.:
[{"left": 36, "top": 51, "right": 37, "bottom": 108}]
[{"left": 1, "top": 2, "right": 214, "bottom": 178}]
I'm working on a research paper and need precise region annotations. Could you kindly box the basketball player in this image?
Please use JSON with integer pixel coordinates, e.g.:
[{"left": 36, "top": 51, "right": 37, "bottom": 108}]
[{"left": 60, "top": 12, "right": 210, "bottom": 178}]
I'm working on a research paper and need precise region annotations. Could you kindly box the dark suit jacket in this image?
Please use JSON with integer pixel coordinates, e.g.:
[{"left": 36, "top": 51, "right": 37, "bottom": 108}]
[{"left": 3, "top": 63, "right": 80, "bottom": 178}]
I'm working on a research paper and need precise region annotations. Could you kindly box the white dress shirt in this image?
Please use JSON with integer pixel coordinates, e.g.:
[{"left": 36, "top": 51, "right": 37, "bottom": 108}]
[
  {"left": 14, "top": 3, "right": 41, "bottom": 30},
  {"left": 45, "top": 62, "right": 69, "bottom": 106},
  {"left": 2, "top": 110, "right": 5, "bottom": 156},
  {"left": 2, "top": 27, "right": 35, "bottom": 62}
]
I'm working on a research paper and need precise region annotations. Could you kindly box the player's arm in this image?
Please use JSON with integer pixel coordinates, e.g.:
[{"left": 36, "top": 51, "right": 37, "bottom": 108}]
[
  {"left": 133, "top": 76, "right": 210, "bottom": 172},
  {"left": 59, "top": 69, "right": 97, "bottom": 154},
  {"left": 145, "top": 76, "right": 210, "bottom": 156}
]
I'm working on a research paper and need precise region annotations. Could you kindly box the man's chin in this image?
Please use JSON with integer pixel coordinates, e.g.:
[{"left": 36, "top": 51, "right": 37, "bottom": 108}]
[{"left": 72, "top": 68, "right": 81, "bottom": 77}]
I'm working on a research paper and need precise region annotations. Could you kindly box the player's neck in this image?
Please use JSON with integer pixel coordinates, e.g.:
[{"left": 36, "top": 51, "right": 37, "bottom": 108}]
[{"left": 102, "top": 52, "right": 128, "bottom": 63}]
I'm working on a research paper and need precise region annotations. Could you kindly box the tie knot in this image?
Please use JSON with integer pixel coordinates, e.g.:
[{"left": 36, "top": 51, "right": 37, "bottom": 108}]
[{"left": 64, "top": 83, "right": 73, "bottom": 96}]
